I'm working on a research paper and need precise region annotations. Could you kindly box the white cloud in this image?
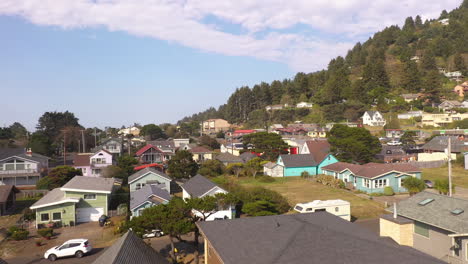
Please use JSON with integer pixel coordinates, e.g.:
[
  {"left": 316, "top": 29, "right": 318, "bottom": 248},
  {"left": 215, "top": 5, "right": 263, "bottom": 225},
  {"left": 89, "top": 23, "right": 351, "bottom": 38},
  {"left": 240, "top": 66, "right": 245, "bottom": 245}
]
[{"left": 0, "top": 0, "right": 461, "bottom": 71}]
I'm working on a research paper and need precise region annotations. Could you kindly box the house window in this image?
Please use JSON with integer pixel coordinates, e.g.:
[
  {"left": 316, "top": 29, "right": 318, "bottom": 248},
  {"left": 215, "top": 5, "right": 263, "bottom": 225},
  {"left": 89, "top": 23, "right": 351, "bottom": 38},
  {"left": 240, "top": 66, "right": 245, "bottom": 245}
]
[
  {"left": 335, "top": 207, "right": 339, "bottom": 212},
  {"left": 52, "top": 212, "right": 61, "bottom": 221},
  {"left": 81, "top": 168, "right": 87, "bottom": 174},
  {"left": 363, "top": 179, "right": 371, "bottom": 188},
  {"left": 92, "top": 169, "right": 101, "bottom": 175},
  {"left": 136, "top": 183, "right": 145, "bottom": 190},
  {"left": 84, "top": 194, "right": 97, "bottom": 200},
  {"left": 375, "top": 179, "right": 388, "bottom": 188},
  {"left": 41, "top": 213, "right": 49, "bottom": 222},
  {"left": 414, "top": 221, "right": 429, "bottom": 238},
  {"left": 138, "top": 209, "right": 145, "bottom": 216},
  {"left": 399, "top": 177, "right": 407, "bottom": 188}
]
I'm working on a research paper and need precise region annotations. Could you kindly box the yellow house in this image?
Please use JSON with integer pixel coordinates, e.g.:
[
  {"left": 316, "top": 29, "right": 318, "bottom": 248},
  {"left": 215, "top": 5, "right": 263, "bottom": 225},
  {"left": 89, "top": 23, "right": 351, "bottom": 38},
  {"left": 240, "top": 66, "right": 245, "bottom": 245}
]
[
  {"left": 307, "top": 129, "right": 327, "bottom": 138},
  {"left": 202, "top": 119, "right": 231, "bottom": 134},
  {"left": 421, "top": 113, "right": 468, "bottom": 127}
]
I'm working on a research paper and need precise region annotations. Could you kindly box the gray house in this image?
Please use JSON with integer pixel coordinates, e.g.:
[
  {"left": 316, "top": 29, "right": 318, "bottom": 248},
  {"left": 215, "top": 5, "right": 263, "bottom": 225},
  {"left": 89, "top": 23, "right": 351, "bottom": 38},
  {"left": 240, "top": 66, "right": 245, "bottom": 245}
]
[
  {"left": 0, "top": 148, "right": 49, "bottom": 186},
  {"left": 380, "top": 192, "right": 468, "bottom": 263},
  {"left": 130, "top": 184, "right": 171, "bottom": 218},
  {"left": 128, "top": 167, "right": 172, "bottom": 193}
]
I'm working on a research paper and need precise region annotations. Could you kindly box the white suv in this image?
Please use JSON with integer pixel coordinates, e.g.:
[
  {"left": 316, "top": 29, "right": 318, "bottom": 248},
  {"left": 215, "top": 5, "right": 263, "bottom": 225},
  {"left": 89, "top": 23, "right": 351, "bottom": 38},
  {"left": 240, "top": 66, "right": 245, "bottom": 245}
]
[{"left": 44, "top": 239, "right": 92, "bottom": 261}]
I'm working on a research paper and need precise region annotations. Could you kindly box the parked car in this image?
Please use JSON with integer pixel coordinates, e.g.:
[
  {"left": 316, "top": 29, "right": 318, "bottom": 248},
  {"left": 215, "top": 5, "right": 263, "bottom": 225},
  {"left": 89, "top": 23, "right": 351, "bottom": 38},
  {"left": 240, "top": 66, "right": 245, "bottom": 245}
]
[
  {"left": 98, "top": 215, "right": 109, "bottom": 227},
  {"left": 424, "top": 180, "right": 434, "bottom": 188},
  {"left": 44, "top": 239, "right": 92, "bottom": 261},
  {"left": 142, "top": 229, "right": 164, "bottom": 238},
  {"left": 387, "top": 140, "right": 402, "bottom": 146}
]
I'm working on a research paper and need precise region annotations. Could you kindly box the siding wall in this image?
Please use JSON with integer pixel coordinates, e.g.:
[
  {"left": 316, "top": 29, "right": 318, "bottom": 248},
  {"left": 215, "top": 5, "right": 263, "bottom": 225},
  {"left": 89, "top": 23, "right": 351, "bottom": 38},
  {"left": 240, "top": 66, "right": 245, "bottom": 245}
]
[
  {"left": 129, "top": 173, "right": 171, "bottom": 193},
  {"left": 64, "top": 191, "right": 109, "bottom": 215},
  {"left": 412, "top": 221, "right": 453, "bottom": 260},
  {"left": 284, "top": 166, "right": 318, "bottom": 177},
  {"left": 35, "top": 203, "right": 76, "bottom": 227},
  {"left": 205, "top": 239, "right": 224, "bottom": 264},
  {"left": 317, "top": 155, "right": 338, "bottom": 174}
]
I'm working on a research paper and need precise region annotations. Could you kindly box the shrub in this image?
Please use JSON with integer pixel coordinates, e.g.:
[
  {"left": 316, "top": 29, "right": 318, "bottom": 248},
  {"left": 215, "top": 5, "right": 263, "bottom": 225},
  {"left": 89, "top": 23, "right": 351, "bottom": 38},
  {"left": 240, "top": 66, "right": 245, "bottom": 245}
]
[
  {"left": 300, "top": 171, "right": 311, "bottom": 179},
  {"left": 383, "top": 186, "right": 395, "bottom": 196},
  {"left": 257, "top": 175, "right": 275, "bottom": 183},
  {"left": 227, "top": 185, "right": 290, "bottom": 215},
  {"left": 243, "top": 200, "right": 277, "bottom": 216},
  {"left": 37, "top": 228, "right": 53, "bottom": 238},
  {"left": 8, "top": 226, "right": 29, "bottom": 240},
  {"left": 434, "top": 179, "right": 455, "bottom": 195},
  {"left": 316, "top": 175, "right": 345, "bottom": 189},
  {"left": 23, "top": 208, "right": 36, "bottom": 221},
  {"left": 402, "top": 177, "right": 426, "bottom": 195}
]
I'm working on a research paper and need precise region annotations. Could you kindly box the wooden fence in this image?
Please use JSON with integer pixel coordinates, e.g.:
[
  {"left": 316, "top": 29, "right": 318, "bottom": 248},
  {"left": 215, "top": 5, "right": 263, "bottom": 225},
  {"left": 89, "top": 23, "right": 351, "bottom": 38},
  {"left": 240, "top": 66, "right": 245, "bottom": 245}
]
[{"left": 408, "top": 160, "right": 446, "bottom": 169}]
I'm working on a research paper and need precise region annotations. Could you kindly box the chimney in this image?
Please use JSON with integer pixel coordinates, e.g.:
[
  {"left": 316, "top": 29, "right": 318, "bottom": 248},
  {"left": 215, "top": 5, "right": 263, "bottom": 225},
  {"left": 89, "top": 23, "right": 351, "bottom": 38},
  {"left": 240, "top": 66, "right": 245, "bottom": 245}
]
[
  {"left": 393, "top": 202, "right": 397, "bottom": 219},
  {"left": 26, "top": 148, "right": 32, "bottom": 157}
]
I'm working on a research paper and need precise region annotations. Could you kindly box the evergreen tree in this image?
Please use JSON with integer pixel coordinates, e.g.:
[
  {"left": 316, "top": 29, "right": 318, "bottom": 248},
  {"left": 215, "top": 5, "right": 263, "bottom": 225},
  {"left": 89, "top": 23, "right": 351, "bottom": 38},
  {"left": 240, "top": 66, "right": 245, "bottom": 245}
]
[
  {"left": 424, "top": 70, "right": 442, "bottom": 102},
  {"left": 402, "top": 17, "right": 415, "bottom": 32},
  {"left": 401, "top": 60, "right": 423, "bottom": 92},
  {"left": 454, "top": 53, "right": 467, "bottom": 74},
  {"left": 421, "top": 51, "right": 438, "bottom": 72},
  {"left": 415, "top": 15, "right": 423, "bottom": 29}
]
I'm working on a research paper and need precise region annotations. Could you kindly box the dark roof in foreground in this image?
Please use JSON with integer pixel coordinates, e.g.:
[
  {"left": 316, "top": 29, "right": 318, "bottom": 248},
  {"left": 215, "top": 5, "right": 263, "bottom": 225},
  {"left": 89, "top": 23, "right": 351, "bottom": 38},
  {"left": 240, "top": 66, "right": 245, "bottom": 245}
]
[
  {"left": 397, "top": 191, "right": 468, "bottom": 233},
  {"left": 92, "top": 231, "right": 169, "bottom": 264},
  {"left": 280, "top": 154, "right": 317, "bottom": 167},
  {"left": 197, "top": 212, "right": 444, "bottom": 264},
  {"left": 182, "top": 174, "right": 221, "bottom": 198},
  {"left": 130, "top": 184, "right": 171, "bottom": 210},
  {"left": 0, "top": 258, "right": 8, "bottom": 264},
  {"left": 0, "top": 185, "right": 19, "bottom": 203}
]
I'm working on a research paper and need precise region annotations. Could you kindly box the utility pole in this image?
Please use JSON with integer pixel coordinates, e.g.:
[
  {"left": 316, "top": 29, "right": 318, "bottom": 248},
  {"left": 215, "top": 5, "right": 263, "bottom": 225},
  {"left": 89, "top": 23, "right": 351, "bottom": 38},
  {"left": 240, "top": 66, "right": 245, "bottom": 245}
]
[
  {"left": 448, "top": 137, "right": 453, "bottom": 197},
  {"left": 63, "top": 131, "right": 66, "bottom": 166},
  {"left": 94, "top": 127, "right": 97, "bottom": 148},
  {"left": 80, "top": 130, "right": 86, "bottom": 153}
]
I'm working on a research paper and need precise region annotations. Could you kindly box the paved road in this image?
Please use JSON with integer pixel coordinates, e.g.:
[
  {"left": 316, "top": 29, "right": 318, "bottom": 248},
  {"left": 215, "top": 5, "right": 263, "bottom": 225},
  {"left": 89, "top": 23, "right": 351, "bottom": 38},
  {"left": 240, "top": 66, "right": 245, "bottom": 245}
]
[{"left": 6, "top": 248, "right": 105, "bottom": 264}]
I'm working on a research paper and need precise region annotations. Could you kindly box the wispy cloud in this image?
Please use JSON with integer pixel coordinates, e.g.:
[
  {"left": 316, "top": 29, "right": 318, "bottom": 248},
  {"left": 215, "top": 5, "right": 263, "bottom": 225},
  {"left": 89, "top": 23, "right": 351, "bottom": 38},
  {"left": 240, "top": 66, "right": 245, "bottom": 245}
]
[{"left": 0, "top": 0, "right": 461, "bottom": 71}]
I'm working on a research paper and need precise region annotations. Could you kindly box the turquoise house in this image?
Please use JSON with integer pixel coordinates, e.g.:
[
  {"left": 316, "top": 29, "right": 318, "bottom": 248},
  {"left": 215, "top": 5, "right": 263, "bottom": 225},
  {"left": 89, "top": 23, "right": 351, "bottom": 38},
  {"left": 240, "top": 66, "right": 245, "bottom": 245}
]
[
  {"left": 130, "top": 184, "right": 171, "bottom": 218},
  {"left": 321, "top": 162, "right": 422, "bottom": 194},
  {"left": 277, "top": 153, "right": 338, "bottom": 177}
]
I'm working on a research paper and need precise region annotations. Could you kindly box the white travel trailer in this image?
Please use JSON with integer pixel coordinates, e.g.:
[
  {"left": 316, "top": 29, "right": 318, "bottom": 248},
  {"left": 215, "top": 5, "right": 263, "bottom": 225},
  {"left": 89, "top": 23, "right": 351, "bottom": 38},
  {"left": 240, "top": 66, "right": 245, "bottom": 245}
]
[{"left": 294, "top": 199, "right": 351, "bottom": 221}]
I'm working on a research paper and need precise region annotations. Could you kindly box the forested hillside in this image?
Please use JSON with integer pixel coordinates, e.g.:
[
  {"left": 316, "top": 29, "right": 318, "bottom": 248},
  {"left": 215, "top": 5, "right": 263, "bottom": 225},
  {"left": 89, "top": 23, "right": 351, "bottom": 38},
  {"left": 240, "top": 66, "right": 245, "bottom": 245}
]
[{"left": 179, "top": 1, "right": 468, "bottom": 127}]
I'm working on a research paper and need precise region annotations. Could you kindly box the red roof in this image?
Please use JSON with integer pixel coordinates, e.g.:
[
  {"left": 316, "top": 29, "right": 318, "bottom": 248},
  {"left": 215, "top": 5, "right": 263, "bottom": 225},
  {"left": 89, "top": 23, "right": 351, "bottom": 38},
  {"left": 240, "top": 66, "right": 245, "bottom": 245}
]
[
  {"left": 73, "top": 154, "right": 91, "bottom": 167},
  {"left": 135, "top": 144, "right": 163, "bottom": 156},
  {"left": 234, "top": 130, "right": 256, "bottom": 134},
  {"left": 134, "top": 163, "right": 164, "bottom": 171},
  {"left": 305, "top": 140, "right": 331, "bottom": 163},
  {"left": 322, "top": 162, "right": 421, "bottom": 178}
]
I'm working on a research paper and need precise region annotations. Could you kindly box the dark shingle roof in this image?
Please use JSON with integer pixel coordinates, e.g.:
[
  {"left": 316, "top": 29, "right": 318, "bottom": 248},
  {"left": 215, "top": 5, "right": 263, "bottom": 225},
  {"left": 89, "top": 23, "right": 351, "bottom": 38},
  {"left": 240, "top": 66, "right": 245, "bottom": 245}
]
[
  {"left": 130, "top": 184, "right": 171, "bottom": 210},
  {"left": 215, "top": 153, "right": 242, "bottom": 163},
  {"left": 397, "top": 192, "right": 468, "bottom": 233},
  {"left": 0, "top": 148, "right": 49, "bottom": 163},
  {"left": 0, "top": 185, "right": 18, "bottom": 203},
  {"left": 239, "top": 152, "right": 257, "bottom": 163},
  {"left": 128, "top": 167, "right": 171, "bottom": 184},
  {"left": 423, "top": 136, "right": 467, "bottom": 153},
  {"left": 280, "top": 154, "right": 317, "bottom": 167},
  {"left": 0, "top": 258, "right": 8, "bottom": 264},
  {"left": 197, "top": 212, "right": 444, "bottom": 264},
  {"left": 182, "top": 174, "right": 221, "bottom": 198},
  {"left": 92, "top": 231, "right": 169, "bottom": 264}
]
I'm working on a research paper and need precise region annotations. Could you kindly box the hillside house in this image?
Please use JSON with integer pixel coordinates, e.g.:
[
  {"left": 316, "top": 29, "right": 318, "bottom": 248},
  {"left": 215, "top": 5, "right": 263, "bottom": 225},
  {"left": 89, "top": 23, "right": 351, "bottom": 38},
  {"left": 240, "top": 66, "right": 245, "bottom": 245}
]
[
  {"left": 265, "top": 104, "right": 284, "bottom": 111},
  {"left": 0, "top": 148, "right": 49, "bottom": 187},
  {"left": 398, "top": 111, "right": 423, "bottom": 120},
  {"left": 202, "top": 119, "right": 231, "bottom": 134},
  {"left": 73, "top": 150, "right": 114, "bottom": 177},
  {"left": 401, "top": 94, "right": 419, "bottom": 103},
  {"left": 296, "top": 102, "right": 313, "bottom": 108},
  {"left": 362, "top": 111, "right": 386, "bottom": 126},
  {"left": 454, "top": 82, "right": 468, "bottom": 97},
  {"left": 92, "top": 138, "right": 123, "bottom": 156},
  {"left": 422, "top": 113, "right": 468, "bottom": 127},
  {"left": 438, "top": 100, "right": 464, "bottom": 112},
  {"left": 118, "top": 126, "right": 140, "bottom": 136}
]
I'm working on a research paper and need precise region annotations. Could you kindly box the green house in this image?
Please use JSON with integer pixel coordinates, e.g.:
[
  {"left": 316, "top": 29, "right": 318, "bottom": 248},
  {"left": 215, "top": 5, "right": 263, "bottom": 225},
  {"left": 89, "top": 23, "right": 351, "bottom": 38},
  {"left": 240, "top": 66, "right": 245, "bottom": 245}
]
[{"left": 30, "top": 176, "right": 119, "bottom": 228}]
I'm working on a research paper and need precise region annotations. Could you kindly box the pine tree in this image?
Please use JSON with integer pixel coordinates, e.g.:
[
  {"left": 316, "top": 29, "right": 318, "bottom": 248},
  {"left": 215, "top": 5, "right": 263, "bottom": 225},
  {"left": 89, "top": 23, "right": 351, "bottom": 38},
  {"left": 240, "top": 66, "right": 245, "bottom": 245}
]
[
  {"left": 454, "top": 53, "right": 467, "bottom": 74},
  {"left": 401, "top": 60, "right": 423, "bottom": 92},
  {"left": 403, "top": 17, "right": 415, "bottom": 32},
  {"left": 421, "top": 51, "right": 438, "bottom": 72},
  {"left": 424, "top": 70, "right": 442, "bottom": 102},
  {"left": 415, "top": 15, "right": 423, "bottom": 29}
]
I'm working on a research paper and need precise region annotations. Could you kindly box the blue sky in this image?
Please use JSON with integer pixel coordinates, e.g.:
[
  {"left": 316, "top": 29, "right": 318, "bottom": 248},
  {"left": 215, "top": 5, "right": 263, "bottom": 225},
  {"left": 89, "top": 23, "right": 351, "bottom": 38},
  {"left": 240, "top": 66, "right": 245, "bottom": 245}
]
[{"left": 0, "top": 0, "right": 462, "bottom": 130}]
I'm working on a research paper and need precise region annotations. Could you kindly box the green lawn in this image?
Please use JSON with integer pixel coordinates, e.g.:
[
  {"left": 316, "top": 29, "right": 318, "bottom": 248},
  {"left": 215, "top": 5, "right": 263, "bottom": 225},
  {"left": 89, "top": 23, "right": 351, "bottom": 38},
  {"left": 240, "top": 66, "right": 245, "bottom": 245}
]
[
  {"left": 235, "top": 177, "right": 386, "bottom": 220},
  {"left": 422, "top": 166, "right": 468, "bottom": 188}
]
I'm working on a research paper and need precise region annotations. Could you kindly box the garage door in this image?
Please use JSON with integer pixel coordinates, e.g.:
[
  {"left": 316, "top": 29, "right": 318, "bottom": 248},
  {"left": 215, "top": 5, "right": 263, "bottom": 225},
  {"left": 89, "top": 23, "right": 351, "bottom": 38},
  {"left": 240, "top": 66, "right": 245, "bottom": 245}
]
[{"left": 76, "top": 207, "right": 104, "bottom": 223}]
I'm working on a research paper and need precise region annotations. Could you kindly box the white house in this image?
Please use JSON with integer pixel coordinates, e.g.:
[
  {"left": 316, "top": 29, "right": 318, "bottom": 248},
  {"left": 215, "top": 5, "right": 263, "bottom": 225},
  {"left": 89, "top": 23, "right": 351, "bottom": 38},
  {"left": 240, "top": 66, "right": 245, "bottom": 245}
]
[
  {"left": 73, "top": 150, "right": 113, "bottom": 177},
  {"left": 263, "top": 162, "right": 284, "bottom": 177},
  {"left": 397, "top": 111, "right": 423, "bottom": 120},
  {"left": 296, "top": 102, "right": 313, "bottom": 108},
  {"left": 94, "top": 138, "right": 123, "bottom": 156},
  {"left": 362, "top": 111, "right": 386, "bottom": 126},
  {"left": 182, "top": 175, "right": 233, "bottom": 221}
]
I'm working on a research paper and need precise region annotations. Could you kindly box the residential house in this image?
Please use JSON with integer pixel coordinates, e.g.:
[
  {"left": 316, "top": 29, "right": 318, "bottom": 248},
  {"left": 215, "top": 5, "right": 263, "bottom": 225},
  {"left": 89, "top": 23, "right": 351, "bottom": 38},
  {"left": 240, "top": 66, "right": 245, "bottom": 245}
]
[
  {"left": 410, "top": 56, "right": 420, "bottom": 62},
  {"left": 296, "top": 102, "right": 313, "bottom": 108},
  {"left": 422, "top": 113, "right": 468, "bottom": 127},
  {"left": 362, "top": 111, "right": 386, "bottom": 126},
  {"left": 265, "top": 104, "right": 284, "bottom": 111},
  {"left": 0, "top": 185, "right": 19, "bottom": 216},
  {"left": 376, "top": 146, "right": 418, "bottom": 163},
  {"left": 438, "top": 100, "right": 464, "bottom": 112},
  {"left": 322, "top": 162, "right": 421, "bottom": 194},
  {"left": 263, "top": 162, "right": 283, "bottom": 177},
  {"left": 401, "top": 94, "right": 419, "bottom": 103},
  {"left": 239, "top": 152, "right": 257, "bottom": 163},
  {"left": 229, "top": 129, "right": 256, "bottom": 138},
  {"left": 277, "top": 152, "right": 338, "bottom": 177},
  {"left": 420, "top": 135, "right": 467, "bottom": 161},
  {"left": 398, "top": 111, "right": 423, "bottom": 120},
  {"left": 215, "top": 153, "right": 243, "bottom": 166},
  {"left": 118, "top": 126, "right": 140, "bottom": 136},
  {"left": 173, "top": 138, "right": 190, "bottom": 148},
  {"left": 202, "top": 119, "right": 231, "bottom": 134},
  {"left": 269, "top": 124, "right": 284, "bottom": 132},
  {"left": 275, "top": 127, "right": 308, "bottom": 136},
  {"left": 188, "top": 146, "right": 213, "bottom": 163},
  {"left": 198, "top": 212, "right": 444, "bottom": 264},
  {"left": 445, "top": 71, "right": 462, "bottom": 79},
  {"left": 30, "top": 176, "right": 119, "bottom": 227},
  {"left": 73, "top": 150, "right": 114, "bottom": 177},
  {"left": 128, "top": 167, "right": 172, "bottom": 193},
  {"left": 439, "top": 18, "right": 449, "bottom": 25},
  {"left": 307, "top": 127, "right": 327, "bottom": 138},
  {"left": 0, "top": 148, "right": 49, "bottom": 187},
  {"left": 385, "top": 129, "right": 404, "bottom": 138},
  {"left": 147, "top": 140, "right": 176, "bottom": 160},
  {"left": 182, "top": 175, "right": 233, "bottom": 220},
  {"left": 380, "top": 192, "right": 468, "bottom": 263},
  {"left": 93, "top": 138, "right": 123, "bottom": 156},
  {"left": 220, "top": 142, "right": 244, "bottom": 156},
  {"left": 135, "top": 144, "right": 166, "bottom": 164},
  {"left": 454, "top": 82, "right": 468, "bottom": 97},
  {"left": 130, "top": 184, "right": 171, "bottom": 218},
  {"left": 92, "top": 231, "right": 169, "bottom": 264}
]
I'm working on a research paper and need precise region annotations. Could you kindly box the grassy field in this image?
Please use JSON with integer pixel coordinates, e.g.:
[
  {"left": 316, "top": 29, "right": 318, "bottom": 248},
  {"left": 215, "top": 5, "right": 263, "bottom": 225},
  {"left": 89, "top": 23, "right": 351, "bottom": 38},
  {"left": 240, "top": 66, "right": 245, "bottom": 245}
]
[
  {"left": 422, "top": 165, "right": 468, "bottom": 188},
  {"left": 236, "top": 177, "right": 386, "bottom": 220}
]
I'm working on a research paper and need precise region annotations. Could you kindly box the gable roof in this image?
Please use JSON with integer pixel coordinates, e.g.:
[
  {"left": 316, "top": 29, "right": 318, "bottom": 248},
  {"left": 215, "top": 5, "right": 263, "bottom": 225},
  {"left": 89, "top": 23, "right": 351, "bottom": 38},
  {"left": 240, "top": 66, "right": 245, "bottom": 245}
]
[
  {"left": 130, "top": 184, "right": 171, "bottom": 210},
  {"left": 397, "top": 191, "right": 468, "bottom": 234},
  {"left": 61, "top": 176, "right": 116, "bottom": 193},
  {"left": 365, "top": 110, "right": 376, "bottom": 117},
  {"left": 305, "top": 140, "right": 331, "bottom": 163},
  {"left": 135, "top": 144, "right": 163, "bottom": 156},
  {"left": 197, "top": 212, "right": 444, "bottom": 264},
  {"left": 215, "top": 153, "right": 242, "bottom": 163},
  {"left": 30, "top": 188, "right": 80, "bottom": 210},
  {"left": 92, "top": 231, "right": 169, "bottom": 264},
  {"left": 279, "top": 154, "right": 317, "bottom": 167},
  {"left": 0, "top": 185, "right": 19, "bottom": 203},
  {"left": 188, "top": 146, "right": 212, "bottom": 154},
  {"left": 423, "top": 136, "right": 467, "bottom": 153},
  {"left": 322, "top": 162, "right": 420, "bottom": 178},
  {"left": 239, "top": 152, "right": 258, "bottom": 163},
  {"left": 128, "top": 167, "right": 171, "bottom": 184},
  {"left": 147, "top": 140, "right": 175, "bottom": 149},
  {"left": 73, "top": 154, "right": 91, "bottom": 167},
  {"left": 0, "top": 148, "right": 49, "bottom": 163},
  {"left": 182, "top": 174, "right": 223, "bottom": 198},
  {"left": 263, "top": 162, "right": 278, "bottom": 169}
]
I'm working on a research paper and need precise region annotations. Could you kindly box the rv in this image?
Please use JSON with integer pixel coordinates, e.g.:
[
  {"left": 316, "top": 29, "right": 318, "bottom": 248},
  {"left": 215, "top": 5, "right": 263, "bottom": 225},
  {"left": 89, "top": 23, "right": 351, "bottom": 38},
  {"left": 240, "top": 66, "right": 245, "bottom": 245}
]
[{"left": 294, "top": 199, "right": 351, "bottom": 221}]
